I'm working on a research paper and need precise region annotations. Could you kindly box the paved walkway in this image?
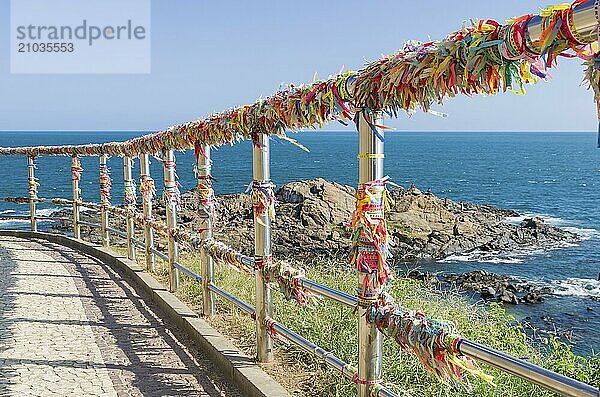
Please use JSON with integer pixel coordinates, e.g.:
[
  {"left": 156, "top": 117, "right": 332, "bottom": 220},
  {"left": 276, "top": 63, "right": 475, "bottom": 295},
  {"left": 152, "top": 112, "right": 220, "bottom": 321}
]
[{"left": 0, "top": 236, "right": 242, "bottom": 397}]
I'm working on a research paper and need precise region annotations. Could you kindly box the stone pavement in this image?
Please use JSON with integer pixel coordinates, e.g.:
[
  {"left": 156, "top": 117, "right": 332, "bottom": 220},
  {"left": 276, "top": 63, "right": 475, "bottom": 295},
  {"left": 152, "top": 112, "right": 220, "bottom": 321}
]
[{"left": 0, "top": 235, "right": 242, "bottom": 397}]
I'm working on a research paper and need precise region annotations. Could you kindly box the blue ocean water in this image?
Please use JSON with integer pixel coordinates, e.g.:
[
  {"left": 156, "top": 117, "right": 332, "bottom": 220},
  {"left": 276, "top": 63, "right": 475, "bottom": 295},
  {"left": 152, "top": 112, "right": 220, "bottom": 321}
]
[{"left": 0, "top": 130, "right": 598, "bottom": 353}]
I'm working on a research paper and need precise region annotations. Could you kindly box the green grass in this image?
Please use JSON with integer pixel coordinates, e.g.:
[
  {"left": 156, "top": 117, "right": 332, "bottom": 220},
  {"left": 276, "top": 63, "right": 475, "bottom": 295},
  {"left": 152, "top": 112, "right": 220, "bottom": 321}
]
[{"left": 115, "top": 246, "right": 600, "bottom": 396}]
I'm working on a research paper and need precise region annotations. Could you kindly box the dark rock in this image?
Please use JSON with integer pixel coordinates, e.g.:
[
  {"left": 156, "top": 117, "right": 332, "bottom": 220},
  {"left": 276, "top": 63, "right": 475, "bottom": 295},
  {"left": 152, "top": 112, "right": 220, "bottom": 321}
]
[
  {"left": 500, "top": 290, "right": 519, "bottom": 305},
  {"left": 522, "top": 292, "right": 544, "bottom": 304},
  {"left": 480, "top": 286, "right": 497, "bottom": 299}
]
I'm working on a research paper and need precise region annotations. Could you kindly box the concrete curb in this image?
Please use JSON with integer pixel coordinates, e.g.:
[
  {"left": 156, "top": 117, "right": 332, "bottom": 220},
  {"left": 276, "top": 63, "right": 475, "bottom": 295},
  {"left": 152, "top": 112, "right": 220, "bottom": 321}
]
[{"left": 0, "top": 230, "right": 290, "bottom": 397}]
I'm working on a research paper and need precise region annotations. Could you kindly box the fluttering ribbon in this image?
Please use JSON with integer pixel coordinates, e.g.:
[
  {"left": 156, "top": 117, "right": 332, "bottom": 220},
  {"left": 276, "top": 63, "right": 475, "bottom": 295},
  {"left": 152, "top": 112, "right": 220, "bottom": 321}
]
[
  {"left": 71, "top": 156, "right": 83, "bottom": 182},
  {"left": 201, "top": 239, "right": 254, "bottom": 274},
  {"left": 250, "top": 180, "right": 276, "bottom": 225},
  {"left": 263, "top": 259, "right": 312, "bottom": 305},
  {"left": 162, "top": 159, "right": 182, "bottom": 210},
  {"left": 123, "top": 158, "right": 137, "bottom": 208},
  {"left": 139, "top": 177, "right": 156, "bottom": 202},
  {"left": 366, "top": 293, "right": 494, "bottom": 385},
  {"left": 194, "top": 150, "right": 217, "bottom": 226},
  {"left": 349, "top": 178, "right": 394, "bottom": 295},
  {"left": 28, "top": 157, "right": 39, "bottom": 199},
  {"left": 99, "top": 163, "right": 111, "bottom": 207},
  {"left": 256, "top": 256, "right": 313, "bottom": 305}
]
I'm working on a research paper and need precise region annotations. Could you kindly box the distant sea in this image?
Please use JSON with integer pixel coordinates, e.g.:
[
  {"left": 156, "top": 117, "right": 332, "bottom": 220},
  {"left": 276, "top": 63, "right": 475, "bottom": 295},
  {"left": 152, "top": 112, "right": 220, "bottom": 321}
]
[{"left": 1, "top": 130, "right": 599, "bottom": 355}]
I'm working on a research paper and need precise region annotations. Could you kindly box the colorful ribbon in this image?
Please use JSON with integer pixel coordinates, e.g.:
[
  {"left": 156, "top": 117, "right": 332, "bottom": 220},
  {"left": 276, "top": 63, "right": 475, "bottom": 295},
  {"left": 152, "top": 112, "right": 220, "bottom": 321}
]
[
  {"left": 71, "top": 156, "right": 83, "bottom": 182},
  {"left": 349, "top": 179, "right": 394, "bottom": 295},
  {"left": 28, "top": 157, "right": 39, "bottom": 199},
  {"left": 250, "top": 180, "right": 276, "bottom": 225},
  {"left": 194, "top": 153, "right": 217, "bottom": 225},
  {"left": 99, "top": 163, "right": 111, "bottom": 207},
  {"left": 366, "top": 294, "right": 494, "bottom": 385},
  {"left": 0, "top": 1, "right": 594, "bottom": 158},
  {"left": 162, "top": 159, "right": 182, "bottom": 209}
]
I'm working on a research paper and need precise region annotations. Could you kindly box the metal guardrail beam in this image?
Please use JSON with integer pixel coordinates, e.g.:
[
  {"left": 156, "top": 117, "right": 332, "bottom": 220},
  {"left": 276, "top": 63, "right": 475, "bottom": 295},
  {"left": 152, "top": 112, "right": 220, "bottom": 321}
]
[
  {"left": 528, "top": 0, "right": 597, "bottom": 45},
  {"left": 459, "top": 340, "right": 599, "bottom": 397}
]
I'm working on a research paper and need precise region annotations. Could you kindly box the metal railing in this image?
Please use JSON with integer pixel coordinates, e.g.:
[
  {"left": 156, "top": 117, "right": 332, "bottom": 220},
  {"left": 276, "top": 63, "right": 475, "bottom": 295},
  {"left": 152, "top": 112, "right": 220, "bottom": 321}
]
[{"left": 0, "top": 1, "right": 599, "bottom": 396}]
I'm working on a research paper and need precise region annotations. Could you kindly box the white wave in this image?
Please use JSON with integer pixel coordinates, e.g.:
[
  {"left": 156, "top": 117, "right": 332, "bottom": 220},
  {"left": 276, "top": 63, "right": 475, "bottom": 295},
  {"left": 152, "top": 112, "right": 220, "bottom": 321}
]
[
  {"left": 561, "top": 227, "right": 600, "bottom": 239},
  {"left": 37, "top": 208, "right": 58, "bottom": 216},
  {"left": 0, "top": 209, "right": 16, "bottom": 215},
  {"left": 504, "top": 215, "right": 527, "bottom": 225},
  {"left": 549, "top": 278, "right": 600, "bottom": 298},
  {"left": 442, "top": 250, "right": 525, "bottom": 264},
  {"left": 0, "top": 218, "right": 28, "bottom": 229}
]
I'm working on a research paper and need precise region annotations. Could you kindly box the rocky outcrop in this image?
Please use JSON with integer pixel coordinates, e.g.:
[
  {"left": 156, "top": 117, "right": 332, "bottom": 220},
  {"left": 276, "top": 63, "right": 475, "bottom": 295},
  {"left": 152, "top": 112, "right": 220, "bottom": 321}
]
[
  {"left": 53, "top": 178, "right": 581, "bottom": 267},
  {"left": 206, "top": 179, "right": 579, "bottom": 265}
]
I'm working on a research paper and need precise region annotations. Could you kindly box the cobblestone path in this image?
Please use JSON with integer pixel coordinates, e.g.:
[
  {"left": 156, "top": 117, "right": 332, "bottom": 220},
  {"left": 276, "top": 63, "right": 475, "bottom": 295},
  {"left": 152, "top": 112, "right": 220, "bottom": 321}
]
[{"left": 0, "top": 236, "right": 242, "bottom": 397}]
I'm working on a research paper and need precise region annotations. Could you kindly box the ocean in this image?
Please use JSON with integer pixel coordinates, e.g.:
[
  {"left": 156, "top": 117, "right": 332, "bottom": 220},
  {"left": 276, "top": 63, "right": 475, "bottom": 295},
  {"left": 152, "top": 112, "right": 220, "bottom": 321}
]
[{"left": 0, "top": 130, "right": 598, "bottom": 355}]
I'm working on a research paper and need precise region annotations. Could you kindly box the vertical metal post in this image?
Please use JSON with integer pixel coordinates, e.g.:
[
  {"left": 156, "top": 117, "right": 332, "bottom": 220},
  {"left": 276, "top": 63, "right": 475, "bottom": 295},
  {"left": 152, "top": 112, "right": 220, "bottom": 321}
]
[
  {"left": 197, "top": 145, "right": 215, "bottom": 316},
  {"left": 139, "top": 153, "right": 155, "bottom": 272},
  {"left": 71, "top": 156, "right": 81, "bottom": 239},
  {"left": 99, "top": 155, "right": 110, "bottom": 247},
  {"left": 252, "top": 133, "right": 273, "bottom": 363},
  {"left": 27, "top": 156, "right": 37, "bottom": 232},
  {"left": 356, "top": 111, "right": 384, "bottom": 397},
  {"left": 163, "top": 150, "right": 179, "bottom": 292},
  {"left": 123, "top": 156, "right": 136, "bottom": 260}
]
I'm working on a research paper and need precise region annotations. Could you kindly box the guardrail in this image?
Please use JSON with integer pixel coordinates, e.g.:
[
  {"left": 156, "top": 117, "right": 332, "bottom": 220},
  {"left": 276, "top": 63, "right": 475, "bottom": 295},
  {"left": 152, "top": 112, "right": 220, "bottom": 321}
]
[{"left": 1, "top": 1, "right": 599, "bottom": 396}]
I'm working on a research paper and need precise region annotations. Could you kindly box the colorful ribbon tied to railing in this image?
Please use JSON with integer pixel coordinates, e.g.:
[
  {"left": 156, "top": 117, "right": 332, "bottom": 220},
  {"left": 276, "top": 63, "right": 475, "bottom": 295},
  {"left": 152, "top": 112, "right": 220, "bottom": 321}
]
[
  {"left": 28, "top": 157, "right": 39, "bottom": 199},
  {"left": 163, "top": 159, "right": 182, "bottom": 209},
  {"left": 367, "top": 294, "right": 494, "bottom": 385},
  {"left": 257, "top": 257, "right": 312, "bottom": 305},
  {"left": 250, "top": 180, "right": 276, "bottom": 226},
  {"left": 123, "top": 170, "right": 137, "bottom": 208},
  {"left": 349, "top": 179, "right": 393, "bottom": 294},
  {"left": 200, "top": 239, "right": 253, "bottom": 274},
  {"left": 140, "top": 175, "right": 156, "bottom": 202},
  {"left": 194, "top": 159, "right": 216, "bottom": 224},
  {"left": 99, "top": 163, "right": 111, "bottom": 207},
  {"left": 71, "top": 156, "right": 83, "bottom": 182}
]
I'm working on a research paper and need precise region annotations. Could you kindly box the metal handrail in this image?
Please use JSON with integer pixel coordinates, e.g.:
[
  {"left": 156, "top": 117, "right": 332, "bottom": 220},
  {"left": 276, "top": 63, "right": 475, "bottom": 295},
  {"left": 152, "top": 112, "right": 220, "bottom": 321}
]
[{"left": 459, "top": 340, "right": 598, "bottom": 397}]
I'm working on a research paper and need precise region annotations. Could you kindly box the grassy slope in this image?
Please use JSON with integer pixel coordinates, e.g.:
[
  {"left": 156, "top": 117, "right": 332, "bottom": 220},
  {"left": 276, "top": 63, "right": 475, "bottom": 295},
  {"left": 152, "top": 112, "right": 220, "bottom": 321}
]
[{"left": 116, "top": 247, "right": 599, "bottom": 396}]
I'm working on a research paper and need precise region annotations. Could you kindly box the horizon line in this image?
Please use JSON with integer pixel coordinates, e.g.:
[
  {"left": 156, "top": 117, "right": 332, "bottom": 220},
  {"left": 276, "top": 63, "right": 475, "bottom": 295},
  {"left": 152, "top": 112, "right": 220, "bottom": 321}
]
[{"left": 0, "top": 129, "right": 595, "bottom": 133}]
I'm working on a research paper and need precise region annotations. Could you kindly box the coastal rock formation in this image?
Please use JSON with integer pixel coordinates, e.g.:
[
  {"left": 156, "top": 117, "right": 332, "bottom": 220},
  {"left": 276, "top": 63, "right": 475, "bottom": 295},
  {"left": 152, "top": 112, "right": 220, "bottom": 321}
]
[
  {"left": 203, "top": 178, "right": 580, "bottom": 265},
  {"left": 58, "top": 178, "right": 581, "bottom": 267}
]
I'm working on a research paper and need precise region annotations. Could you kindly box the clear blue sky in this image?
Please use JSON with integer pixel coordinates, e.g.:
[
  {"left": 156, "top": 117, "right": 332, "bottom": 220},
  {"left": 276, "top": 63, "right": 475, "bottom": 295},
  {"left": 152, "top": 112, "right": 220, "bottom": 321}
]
[{"left": 0, "top": 0, "right": 596, "bottom": 132}]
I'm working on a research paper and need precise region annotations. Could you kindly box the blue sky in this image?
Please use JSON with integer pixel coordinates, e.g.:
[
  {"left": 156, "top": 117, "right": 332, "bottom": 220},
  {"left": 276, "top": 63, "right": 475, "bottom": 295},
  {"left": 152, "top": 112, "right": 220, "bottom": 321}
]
[{"left": 0, "top": 0, "right": 596, "bottom": 132}]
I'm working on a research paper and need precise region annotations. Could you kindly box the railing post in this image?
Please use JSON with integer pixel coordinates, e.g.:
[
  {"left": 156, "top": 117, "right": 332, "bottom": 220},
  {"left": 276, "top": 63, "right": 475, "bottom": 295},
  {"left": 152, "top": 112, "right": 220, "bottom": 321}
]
[
  {"left": 356, "top": 110, "right": 384, "bottom": 397},
  {"left": 71, "top": 155, "right": 81, "bottom": 239},
  {"left": 163, "top": 150, "right": 179, "bottom": 292},
  {"left": 139, "top": 153, "right": 155, "bottom": 272},
  {"left": 27, "top": 156, "right": 37, "bottom": 232},
  {"left": 196, "top": 144, "right": 215, "bottom": 316},
  {"left": 252, "top": 133, "right": 274, "bottom": 363},
  {"left": 123, "top": 156, "right": 136, "bottom": 260},
  {"left": 99, "top": 155, "right": 110, "bottom": 247}
]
